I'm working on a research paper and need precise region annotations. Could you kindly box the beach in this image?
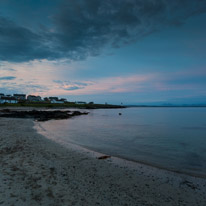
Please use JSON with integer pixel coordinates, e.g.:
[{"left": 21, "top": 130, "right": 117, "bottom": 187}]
[{"left": 0, "top": 117, "right": 206, "bottom": 206}]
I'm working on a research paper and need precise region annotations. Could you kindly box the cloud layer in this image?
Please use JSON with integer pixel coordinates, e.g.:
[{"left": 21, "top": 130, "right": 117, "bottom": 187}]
[
  {"left": 1, "top": 58, "right": 206, "bottom": 103},
  {"left": 0, "top": 0, "right": 206, "bottom": 62}
]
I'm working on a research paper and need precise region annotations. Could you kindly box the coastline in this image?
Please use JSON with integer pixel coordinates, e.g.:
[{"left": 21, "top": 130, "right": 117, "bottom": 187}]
[
  {"left": 0, "top": 118, "right": 206, "bottom": 205},
  {"left": 35, "top": 120, "right": 206, "bottom": 179}
]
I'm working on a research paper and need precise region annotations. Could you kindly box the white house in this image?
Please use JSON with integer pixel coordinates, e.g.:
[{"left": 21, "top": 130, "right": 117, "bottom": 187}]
[
  {"left": 0, "top": 97, "right": 18, "bottom": 104},
  {"left": 50, "top": 99, "right": 64, "bottom": 104},
  {"left": 49, "top": 97, "right": 66, "bottom": 104}
]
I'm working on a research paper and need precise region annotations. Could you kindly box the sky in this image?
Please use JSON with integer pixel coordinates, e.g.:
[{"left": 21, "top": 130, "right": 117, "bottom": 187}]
[{"left": 0, "top": 0, "right": 206, "bottom": 104}]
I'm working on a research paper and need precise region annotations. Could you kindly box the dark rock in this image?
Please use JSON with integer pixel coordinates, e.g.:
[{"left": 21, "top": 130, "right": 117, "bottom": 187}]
[{"left": 0, "top": 110, "right": 89, "bottom": 121}]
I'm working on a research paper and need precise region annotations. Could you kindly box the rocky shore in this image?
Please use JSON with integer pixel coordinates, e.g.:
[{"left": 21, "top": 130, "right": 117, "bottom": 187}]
[
  {"left": 0, "top": 117, "right": 206, "bottom": 205},
  {"left": 0, "top": 109, "right": 88, "bottom": 121}
]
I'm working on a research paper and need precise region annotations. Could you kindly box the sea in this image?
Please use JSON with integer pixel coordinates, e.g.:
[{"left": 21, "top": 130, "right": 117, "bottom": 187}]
[{"left": 36, "top": 107, "right": 206, "bottom": 177}]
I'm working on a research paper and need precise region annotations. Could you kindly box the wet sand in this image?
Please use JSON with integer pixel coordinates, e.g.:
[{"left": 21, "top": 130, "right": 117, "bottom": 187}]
[{"left": 0, "top": 117, "right": 206, "bottom": 206}]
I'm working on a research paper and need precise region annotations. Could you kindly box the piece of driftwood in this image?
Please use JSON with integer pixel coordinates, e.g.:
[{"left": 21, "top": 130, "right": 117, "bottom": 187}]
[{"left": 98, "top": 155, "right": 111, "bottom": 160}]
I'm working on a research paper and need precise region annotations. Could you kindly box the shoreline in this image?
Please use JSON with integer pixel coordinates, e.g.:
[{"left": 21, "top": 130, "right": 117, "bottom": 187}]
[
  {"left": 1, "top": 118, "right": 206, "bottom": 205},
  {"left": 68, "top": 144, "right": 206, "bottom": 180},
  {"left": 35, "top": 120, "right": 206, "bottom": 179}
]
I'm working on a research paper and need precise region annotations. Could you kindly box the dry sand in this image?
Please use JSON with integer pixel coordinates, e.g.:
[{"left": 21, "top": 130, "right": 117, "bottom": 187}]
[{"left": 0, "top": 117, "right": 206, "bottom": 206}]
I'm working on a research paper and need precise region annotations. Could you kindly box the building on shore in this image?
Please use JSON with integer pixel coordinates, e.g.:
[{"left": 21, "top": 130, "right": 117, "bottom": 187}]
[
  {"left": 0, "top": 92, "right": 70, "bottom": 104},
  {"left": 49, "top": 97, "right": 67, "bottom": 104},
  {"left": 49, "top": 97, "right": 58, "bottom": 101},
  {"left": 50, "top": 99, "right": 65, "bottom": 104},
  {"left": 27, "top": 95, "right": 42, "bottom": 102},
  {"left": 59, "top": 98, "right": 67, "bottom": 102},
  {"left": 43, "top": 97, "right": 50, "bottom": 102},
  {"left": 13, "top": 94, "right": 26, "bottom": 101},
  {"left": 0, "top": 96, "right": 18, "bottom": 104}
]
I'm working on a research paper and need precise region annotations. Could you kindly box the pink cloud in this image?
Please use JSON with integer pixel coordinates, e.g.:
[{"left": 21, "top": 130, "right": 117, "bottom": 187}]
[
  {"left": 47, "top": 74, "right": 155, "bottom": 96},
  {"left": 2, "top": 60, "right": 205, "bottom": 98}
]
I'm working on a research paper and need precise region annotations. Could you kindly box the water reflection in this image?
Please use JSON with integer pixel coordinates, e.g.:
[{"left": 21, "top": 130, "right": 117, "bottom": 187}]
[{"left": 37, "top": 107, "right": 206, "bottom": 177}]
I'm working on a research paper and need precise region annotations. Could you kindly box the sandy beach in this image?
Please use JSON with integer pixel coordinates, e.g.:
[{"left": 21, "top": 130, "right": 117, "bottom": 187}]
[{"left": 0, "top": 117, "right": 206, "bottom": 206}]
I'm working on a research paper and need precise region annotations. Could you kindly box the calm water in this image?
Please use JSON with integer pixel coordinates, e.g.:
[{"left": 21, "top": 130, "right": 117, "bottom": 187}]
[{"left": 37, "top": 107, "right": 206, "bottom": 177}]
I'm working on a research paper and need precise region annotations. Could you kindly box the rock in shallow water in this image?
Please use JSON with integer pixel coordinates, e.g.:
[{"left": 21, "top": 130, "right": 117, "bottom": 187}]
[{"left": 0, "top": 109, "right": 89, "bottom": 121}]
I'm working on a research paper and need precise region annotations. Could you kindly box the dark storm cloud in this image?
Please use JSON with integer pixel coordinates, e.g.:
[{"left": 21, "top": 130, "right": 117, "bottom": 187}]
[
  {"left": 0, "top": 76, "right": 16, "bottom": 80},
  {"left": 0, "top": 16, "right": 60, "bottom": 62},
  {"left": 0, "top": 0, "right": 206, "bottom": 62}
]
